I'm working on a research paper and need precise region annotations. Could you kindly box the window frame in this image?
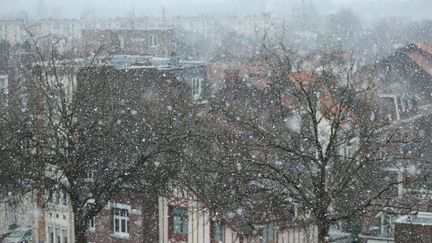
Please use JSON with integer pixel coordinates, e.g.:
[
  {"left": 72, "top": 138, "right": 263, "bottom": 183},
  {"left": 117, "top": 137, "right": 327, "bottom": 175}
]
[
  {"left": 47, "top": 225, "right": 68, "bottom": 243},
  {"left": 168, "top": 205, "right": 188, "bottom": 241},
  {"left": 48, "top": 188, "right": 68, "bottom": 206},
  {"left": 0, "top": 74, "right": 8, "bottom": 94},
  {"left": 148, "top": 34, "right": 158, "bottom": 47},
  {"left": 62, "top": 228, "right": 68, "bottom": 243},
  {"left": 89, "top": 215, "right": 96, "bottom": 232},
  {"left": 191, "top": 77, "right": 203, "bottom": 99},
  {"left": 210, "top": 220, "right": 225, "bottom": 243},
  {"left": 112, "top": 206, "right": 130, "bottom": 238},
  {"left": 261, "top": 223, "right": 275, "bottom": 243},
  {"left": 86, "top": 170, "right": 95, "bottom": 182},
  {"left": 48, "top": 226, "right": 54, "bottom": 243}
]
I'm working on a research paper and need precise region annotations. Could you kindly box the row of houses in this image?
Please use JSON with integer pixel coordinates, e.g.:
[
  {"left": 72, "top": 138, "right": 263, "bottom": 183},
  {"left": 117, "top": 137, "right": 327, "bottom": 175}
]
[
  {"left": 0, "top": 14, "right": 278, "bottom": 56},
  {"left": 2, "top": 20, "right": 432, "bottom": 242},
  {"left": 1, "top": 189, "right": 316, "bottom": 243},
  {"left": 204, "top": 42, "right": 432, "bottom": 243},
  {"left": 355, "top": 42, "right": 432, "bottom": 243},
  {"left": 0, "top": 14, "right": 276, "bottom": 43}
]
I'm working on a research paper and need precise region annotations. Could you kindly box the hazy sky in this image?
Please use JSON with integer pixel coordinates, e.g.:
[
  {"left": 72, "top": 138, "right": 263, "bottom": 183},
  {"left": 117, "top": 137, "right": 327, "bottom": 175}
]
[
  {"left": 0, "top": 0, "right": 430, "bottom": 19},
  {"left": 0, "top": 0, "right": 229, "bottom": 18}
]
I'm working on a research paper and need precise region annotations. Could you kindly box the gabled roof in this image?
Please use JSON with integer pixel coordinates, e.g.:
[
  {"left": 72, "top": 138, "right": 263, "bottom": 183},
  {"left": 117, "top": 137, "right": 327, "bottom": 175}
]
[{"left": 400, "top": 42, "right": 432, "bottom": 77}]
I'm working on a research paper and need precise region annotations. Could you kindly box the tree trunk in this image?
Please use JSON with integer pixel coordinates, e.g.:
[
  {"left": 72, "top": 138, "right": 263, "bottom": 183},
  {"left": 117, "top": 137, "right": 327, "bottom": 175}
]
[
  {"left": 315, "top": 200, "right": 331, "bottom": 243},
  {"left": 73, "top": 223, "right": 88, "bottom": 243},
  {"left": 316, "top": 211, "right": 331, "bottom": 243},
  {"left": 71, "top": 197, "right": 88, "bottom": 243},
  {"left": 141, "top": 190, "right": 159, "bottom": 243},
  {"left": 36, "top": 187, "right": 47, "bottom": 243},
  {"left": 317, "top": 220, "right": 331, "bottom": 243}
]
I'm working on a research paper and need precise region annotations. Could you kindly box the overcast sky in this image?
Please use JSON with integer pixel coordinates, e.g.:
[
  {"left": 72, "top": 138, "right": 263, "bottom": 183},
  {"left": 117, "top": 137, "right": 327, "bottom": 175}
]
[{"left": 0, "top": 0, "right": 430, "bottom": 19}]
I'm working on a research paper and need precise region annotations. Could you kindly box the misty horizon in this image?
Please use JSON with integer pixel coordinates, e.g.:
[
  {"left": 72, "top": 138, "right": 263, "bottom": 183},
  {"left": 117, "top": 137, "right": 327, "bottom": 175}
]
[{"left": 1, "top": 0, "right": 431, "bottom": 21}]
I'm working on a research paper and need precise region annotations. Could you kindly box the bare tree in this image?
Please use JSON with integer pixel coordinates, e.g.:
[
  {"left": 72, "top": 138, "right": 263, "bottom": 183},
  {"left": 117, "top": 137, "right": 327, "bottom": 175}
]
[
  {"left": 196, "top": 46, "right": 419, "bottom": 242},
  {"left": 9, "top": 32, "right": 200, "bottom": 243}
]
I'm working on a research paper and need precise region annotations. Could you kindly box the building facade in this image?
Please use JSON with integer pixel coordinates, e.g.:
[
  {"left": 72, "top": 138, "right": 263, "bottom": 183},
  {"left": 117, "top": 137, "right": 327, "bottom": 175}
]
[{"left": 81, "top": 29, "right": 175, "bottom": 57}]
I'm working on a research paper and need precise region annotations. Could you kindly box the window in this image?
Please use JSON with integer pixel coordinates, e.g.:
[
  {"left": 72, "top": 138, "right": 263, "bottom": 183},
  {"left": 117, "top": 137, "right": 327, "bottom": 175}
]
[
  {"left": 62, "top": 192, "right": 68, "bottom": 206},
  {"left": 192, "top": 77, "right": 201, "bottom": 91},
  {"left": 55, "top": 190, "right": 61, "bottom": 204},
  {"left": 113, "top": 208, "right": 129, "bottom": 237},
  {"left": 169, "top": 206, "right": 188, "bottom": 241},
  {"left": 62, "top": 228, "right": 68, "bottom": 243},
  {"left": 55, "top": 227, "right": 61, "bottom": 243},
  {"left": 89, "top": 215, "right": 96, "bottom": 231},
  {"left": 48, "top": 226, "right": 67, "bottom": 243},
  {"left": 86, "top": 170, "right": 95, "bottom": 182},
  {"left": 211, "top": 221, "right": 225, "bottom": 243},
  {"left": 173, "top": 207, "right": 188, "bottom": 234},
  {"left": 191, "top": 77, "right": 203, "bottom": 99},
  {"left": 48, "top": 227, "right": 54, "bottom": 243},
  {"left": 0, "top": 75, "right": 8, "bottom": 94},
  {"left": 342, "top": 137, "right": 360, "bottom": 158},
  {"left": 148, "top": 34, "right": 158, "bottom": 47},
  {"left": 7, "top": 201, "right": 18, "bottom": 227},
  {"left": 49, "top": 188, "right": 68, "bottom": 206},
  {"left": 262, "top": 223, "right": 275, "bottom": 243},
  {"left": 120, "top": 36, "right": 125, "bottom": 49}
]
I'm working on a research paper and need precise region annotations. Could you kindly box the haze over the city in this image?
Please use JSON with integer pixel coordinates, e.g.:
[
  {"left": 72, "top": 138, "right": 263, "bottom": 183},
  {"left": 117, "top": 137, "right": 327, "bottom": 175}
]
[
  {"left": 1, "top": 0, "right": 431, "bottom": 20},
  {"left": 2, "top": 0, "right": 432, "bottom": 242}
]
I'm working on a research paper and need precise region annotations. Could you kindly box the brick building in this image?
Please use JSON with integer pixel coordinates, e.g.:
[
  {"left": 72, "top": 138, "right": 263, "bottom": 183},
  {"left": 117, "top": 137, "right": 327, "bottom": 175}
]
[
  {"left": 83, "top": 190, "right": 317, "bottom": 243},
  {"left": 86, "top": 193, "right": 145, "bottom": 243}
]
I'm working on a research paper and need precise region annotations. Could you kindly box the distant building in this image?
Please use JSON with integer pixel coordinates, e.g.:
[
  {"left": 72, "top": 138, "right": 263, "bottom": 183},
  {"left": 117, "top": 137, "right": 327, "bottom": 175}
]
[
  {"left": 0, "top": 53, "right": 319, "bottom": 242},
  {"left": 358, "top": 42, "right": 432, "bottom": 104},
  {"left": 355, "top": 42, "right": 432, "bottom": 243},
  {"left": 95, "top": 55, "right": 209, "bottom": 102},
  {"left": 81, "top": 29, "right": 175, "bottom": 57},
  {"left": 0, "top": 15, "right": 278, "bottom": 56}
]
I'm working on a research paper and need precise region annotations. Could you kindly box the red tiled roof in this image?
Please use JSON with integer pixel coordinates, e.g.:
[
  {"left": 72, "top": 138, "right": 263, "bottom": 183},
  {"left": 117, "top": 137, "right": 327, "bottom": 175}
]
[
  {"left": 409, "top": 52, "right": 432, "bottom": 76},
  {"left": 418, "top": 42, "right": 432, "bottom": 57}
]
